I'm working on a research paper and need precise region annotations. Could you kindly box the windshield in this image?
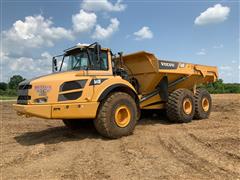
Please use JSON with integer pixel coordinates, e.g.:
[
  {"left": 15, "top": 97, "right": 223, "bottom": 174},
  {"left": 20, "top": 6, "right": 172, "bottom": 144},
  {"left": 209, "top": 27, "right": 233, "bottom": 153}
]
[{"left": 60, "top": 49, "right": 108, "bottom": 71}]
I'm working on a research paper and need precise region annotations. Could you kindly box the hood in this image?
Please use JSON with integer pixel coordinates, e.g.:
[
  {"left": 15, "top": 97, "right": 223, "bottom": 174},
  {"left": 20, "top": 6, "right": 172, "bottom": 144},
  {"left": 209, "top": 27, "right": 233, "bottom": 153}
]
[
  {"left": 30, "top": 71, "right": 81, "bottom": 84},
  {"left": 17, "top": 70, "right": 93, "bottom": 105}
]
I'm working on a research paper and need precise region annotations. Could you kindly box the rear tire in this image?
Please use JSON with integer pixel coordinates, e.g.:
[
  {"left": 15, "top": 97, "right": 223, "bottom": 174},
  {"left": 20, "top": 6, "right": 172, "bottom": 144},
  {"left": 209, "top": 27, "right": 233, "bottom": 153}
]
[
  {"left": 167, "top": 88, "right": 195, "bottom": 123},
  {"left": 194, "top": 88, "right": 212, "bottom": 120},
  {"left": 94, "top": 92, "right": 138, "bottom": 139}
]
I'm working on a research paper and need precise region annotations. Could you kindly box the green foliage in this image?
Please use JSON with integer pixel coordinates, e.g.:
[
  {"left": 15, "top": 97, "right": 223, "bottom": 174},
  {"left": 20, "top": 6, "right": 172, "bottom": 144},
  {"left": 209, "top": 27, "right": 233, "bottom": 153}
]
[
  {"left": 201, "top": 79, "right": 240, "bottom": 94},
  {"left": 8, "top": 75, "right": 25, "bottom": 90},
  {"left": 6, "top": 89, "right": 18, "bottom": 96},
  {"left": 0, "top": 89, "right": 17, "bottom": 97},
  {"left": 0, "top": 82, "right": 8, "bottom": 91},
  {"left": 0, "top": 89, "right": 5, "bottom": 96},
  {"left": 0, "top": 75, "right": 25, "bottom": 97},
  {"left": 0, "top": 96, "right": 17, "bottom": 100}
]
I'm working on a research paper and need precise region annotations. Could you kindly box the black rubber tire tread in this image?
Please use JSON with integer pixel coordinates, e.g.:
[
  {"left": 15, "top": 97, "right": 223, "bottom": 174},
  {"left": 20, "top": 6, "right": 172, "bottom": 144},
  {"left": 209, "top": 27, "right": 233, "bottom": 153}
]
[
  {"left": 194, "top": 88, "right": 212, "bottom": 120},
  {"left": 62, "top": 119, "right": 92, "bottom": 130},
  {"left": 167, "top": 88, "right": 195, "bottom": 123},
  {"left": 94, "top": 92, "right": 138, "bottom": 139}
]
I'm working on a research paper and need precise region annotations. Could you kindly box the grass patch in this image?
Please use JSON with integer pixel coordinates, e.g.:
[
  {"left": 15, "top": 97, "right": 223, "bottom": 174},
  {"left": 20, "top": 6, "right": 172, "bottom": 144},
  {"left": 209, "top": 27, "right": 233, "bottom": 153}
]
[{"left": 0, "top": 96, "right": 17, "bottom": 100}]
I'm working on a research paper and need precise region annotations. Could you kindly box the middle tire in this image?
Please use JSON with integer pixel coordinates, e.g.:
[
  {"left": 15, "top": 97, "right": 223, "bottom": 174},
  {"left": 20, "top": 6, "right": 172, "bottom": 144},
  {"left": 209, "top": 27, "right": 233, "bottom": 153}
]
[
  {"left": 167, "top": 88, "right": 195, "bottom": 123},
  {"left": 94, "top": 92, "right": 138, "bottom": 139}
]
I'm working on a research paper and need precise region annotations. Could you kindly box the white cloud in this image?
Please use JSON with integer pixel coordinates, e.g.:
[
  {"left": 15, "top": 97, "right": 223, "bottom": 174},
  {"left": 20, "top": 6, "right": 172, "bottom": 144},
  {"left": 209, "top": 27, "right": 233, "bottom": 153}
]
[
  {"left": 77, "top": 43, "right": 90, "bottom": 46},
  {"left": 2, "top": 8, "right": 123, "bottom": 81},
  {"left": 213, "top": 44, "right": 224, "bottom": 49},
  {"left": 2, "top": 52, "right": 52, "bottom": 82},
  {"left": 133, "top": 26, "right": 153, "bottom": 40},
  {"left": 92, "top": 18, "right": 119, "bottom": 39},
  {"left": 194, "top": 4, "right": 230, "bottom": 25},
  {"left": 72, "top": 10, "right": 97, "bottom": 33},
  {"left": 196, "top": 48, "right": 206, "bottom": 55},
  {"left": 2, "top": 15, "right": 73, "bottom": 56},
  {"left": 81, "top": 0, "right": 126, "bottom": 12}
]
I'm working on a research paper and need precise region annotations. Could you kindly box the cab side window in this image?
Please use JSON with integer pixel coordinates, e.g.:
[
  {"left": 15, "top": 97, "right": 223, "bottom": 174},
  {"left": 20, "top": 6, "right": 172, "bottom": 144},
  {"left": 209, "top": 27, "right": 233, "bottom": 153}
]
[
  {"left": 89, "top": 50, "right": 108, "bottom": 70},
  {"left": 100, "top": 51, "right": 108, "bottom": 70}
]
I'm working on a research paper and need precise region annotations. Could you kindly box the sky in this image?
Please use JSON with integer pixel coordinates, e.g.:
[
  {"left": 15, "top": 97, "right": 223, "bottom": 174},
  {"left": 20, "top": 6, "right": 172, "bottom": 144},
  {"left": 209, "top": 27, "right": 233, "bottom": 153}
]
[{"left": 1, "top": 0, "right": 239, "bottom": 83}]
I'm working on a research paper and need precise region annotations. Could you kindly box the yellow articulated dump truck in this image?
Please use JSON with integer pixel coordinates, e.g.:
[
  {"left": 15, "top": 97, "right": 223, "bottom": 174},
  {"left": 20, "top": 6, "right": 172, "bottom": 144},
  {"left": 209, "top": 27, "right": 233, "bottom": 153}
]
[{"left": 13, "top": 42, "right": 218, "bottom": 138}]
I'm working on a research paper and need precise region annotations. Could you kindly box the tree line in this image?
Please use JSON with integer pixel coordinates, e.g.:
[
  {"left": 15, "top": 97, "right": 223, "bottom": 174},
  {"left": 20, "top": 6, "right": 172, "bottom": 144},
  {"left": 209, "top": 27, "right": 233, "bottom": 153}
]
[
  {"left": 201, "top": 79, "right": 240, "bottom": 94},
  {"left": 0, "top": 75, "right": 25, "bottom": 97},
  {"left": 0, "top": 75, "right": 239, "bottom": 97}
]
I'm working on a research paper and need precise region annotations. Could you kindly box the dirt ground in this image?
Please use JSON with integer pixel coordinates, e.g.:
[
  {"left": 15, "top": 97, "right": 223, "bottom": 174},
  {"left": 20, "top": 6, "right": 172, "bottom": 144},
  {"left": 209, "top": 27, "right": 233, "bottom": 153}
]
[{"left": 1, "top": 94, "right": 239, "bottom": 180}]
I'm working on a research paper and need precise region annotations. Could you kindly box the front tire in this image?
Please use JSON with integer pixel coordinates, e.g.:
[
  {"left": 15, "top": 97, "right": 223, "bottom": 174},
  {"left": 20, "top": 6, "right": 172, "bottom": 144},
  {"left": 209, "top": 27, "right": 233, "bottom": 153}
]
[
  {"left": 94, "top": 92, "right": 138, "bottom": 139},
  {"left": 167, "top": 88, "right": 195, "bottom": 123}
]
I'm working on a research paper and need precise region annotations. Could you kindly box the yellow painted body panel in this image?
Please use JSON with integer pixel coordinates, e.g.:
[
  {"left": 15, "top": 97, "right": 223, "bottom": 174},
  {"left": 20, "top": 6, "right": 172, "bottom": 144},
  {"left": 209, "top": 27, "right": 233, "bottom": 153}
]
[
  {"left": 26, "top": 71, "right": 93, "bottom": 105},
  {"left": 142, "top": 104, "right": 165, "bottom": 109},
  {"left": 140, "top": 94, "right": 164, "bottom": 109},
  {"left": 51, "top": 102, "right": 99, "bottom": 119},
  {"left": 13, "top": 102, "right": 99, "bottom": 119},
  {"left": 121, "top": 51, "right": 218, "bottom": 94},
  {"left": 13, "top": 104, "right": 52, "bottom": 119}
]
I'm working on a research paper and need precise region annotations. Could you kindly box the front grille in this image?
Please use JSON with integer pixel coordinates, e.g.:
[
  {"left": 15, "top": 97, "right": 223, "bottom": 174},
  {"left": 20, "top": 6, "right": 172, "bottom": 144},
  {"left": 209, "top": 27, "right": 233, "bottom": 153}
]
[
  {"left": 17, "top": 81, "right": 31, "bottom": 105},
  {"left": 18, "top": 96, "right": 31, "bottom": 100},
  {"left": 17, "top": 96, "right": 31, "bottom": 105}
]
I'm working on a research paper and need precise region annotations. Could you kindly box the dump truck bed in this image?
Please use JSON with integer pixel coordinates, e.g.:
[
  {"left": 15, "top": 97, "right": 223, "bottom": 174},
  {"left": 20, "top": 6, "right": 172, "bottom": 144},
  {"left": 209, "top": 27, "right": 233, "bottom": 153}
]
[{"left": 122, "top": 51, "right": 218, "bottom": 94}]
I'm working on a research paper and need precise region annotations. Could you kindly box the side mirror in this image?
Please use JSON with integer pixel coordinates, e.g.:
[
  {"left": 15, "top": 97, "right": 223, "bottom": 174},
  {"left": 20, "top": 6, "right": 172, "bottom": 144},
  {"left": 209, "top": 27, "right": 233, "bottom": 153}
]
[
  {"left": 52, "top": 57, "right": 58, "bottom": 72},
  {"left": 94, "top": 43, "right": 101, "bottom": 63}
]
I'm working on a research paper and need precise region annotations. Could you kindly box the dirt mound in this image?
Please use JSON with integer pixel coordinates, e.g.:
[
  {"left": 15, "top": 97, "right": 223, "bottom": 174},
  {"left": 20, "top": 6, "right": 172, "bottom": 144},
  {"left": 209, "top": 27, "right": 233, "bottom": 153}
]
[{"left": 1, "top": 94, "right": 239, "bottom": 179}]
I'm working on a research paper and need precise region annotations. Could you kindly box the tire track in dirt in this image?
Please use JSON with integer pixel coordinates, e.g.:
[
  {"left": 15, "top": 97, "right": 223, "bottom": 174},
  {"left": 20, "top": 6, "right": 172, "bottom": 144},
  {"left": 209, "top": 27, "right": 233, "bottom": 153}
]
[
  {"left": 119, "top": 130, "right": 201, "bottom": 179},
  {"left": 1, "top": 144, "right": 58, "bottom": 169},
  {"left": 178, "top": 125, "right": 240, "bottom": 175},
  {"left": 59, "top": 140, "right": 103, "bottom": 180},
  {"left": 118, "top": 137, "right": 147, "bottom": 179},
  {"left": 157, "top": 133, "right": 217, "bottom": 179},
  {"left": 81, "top": 140, "right": 113, "bottom": 180},
  {"left": 187, "top": 132, "right": 240, "bottom": 161},
  {"left": 2, "top": 127, "right": 74, "bottom": 169}
]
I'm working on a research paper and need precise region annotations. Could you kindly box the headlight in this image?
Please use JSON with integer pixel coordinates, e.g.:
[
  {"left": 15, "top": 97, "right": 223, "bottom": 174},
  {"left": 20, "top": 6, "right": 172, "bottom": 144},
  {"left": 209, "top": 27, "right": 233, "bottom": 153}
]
[{"left": 34, "top": 97, "right": 48, "bottom": 103}]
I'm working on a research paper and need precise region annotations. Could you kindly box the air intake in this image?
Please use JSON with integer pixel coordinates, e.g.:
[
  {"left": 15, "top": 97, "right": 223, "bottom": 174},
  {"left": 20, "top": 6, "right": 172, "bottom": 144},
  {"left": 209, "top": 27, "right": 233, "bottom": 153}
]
[
  {"left": 60, "top": 80, "right": 87, "bottom": 92},
  {"left": 58, "top": 91, "right": 82, "bottom": 101}
]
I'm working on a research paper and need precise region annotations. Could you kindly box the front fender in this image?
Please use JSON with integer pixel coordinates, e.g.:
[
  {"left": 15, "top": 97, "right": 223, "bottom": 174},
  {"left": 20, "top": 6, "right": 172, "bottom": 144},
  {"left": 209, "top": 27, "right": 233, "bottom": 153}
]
[{"left": 91, "top": 77, "right": 138, "bottom": 102}]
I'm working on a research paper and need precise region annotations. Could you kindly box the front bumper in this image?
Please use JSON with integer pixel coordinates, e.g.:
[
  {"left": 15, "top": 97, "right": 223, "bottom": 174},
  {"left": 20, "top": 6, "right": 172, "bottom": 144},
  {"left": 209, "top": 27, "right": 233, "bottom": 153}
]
[{"left": 13, "top": 102, "right": 99, "bottom": 119}]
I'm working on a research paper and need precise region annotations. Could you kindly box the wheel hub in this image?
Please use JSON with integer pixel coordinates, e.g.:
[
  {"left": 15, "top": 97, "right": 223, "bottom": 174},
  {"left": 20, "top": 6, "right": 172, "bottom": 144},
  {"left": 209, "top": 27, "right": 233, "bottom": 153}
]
[
  {"left": 114, "top": 105, "right": 131, "bottom": 128},
  {"left": 202, "top": 97, "right": 209, "bottom": 112},
  {"left": 183, "top": 98, "right": 193, "bottom": 115}
]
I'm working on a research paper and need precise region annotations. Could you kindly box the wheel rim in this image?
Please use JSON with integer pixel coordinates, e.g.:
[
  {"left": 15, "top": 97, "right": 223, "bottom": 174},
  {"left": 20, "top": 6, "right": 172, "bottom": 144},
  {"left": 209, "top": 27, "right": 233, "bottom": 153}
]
[
  {"left": 183, "top": 98, "right": 193, "bottom": 115},
  {"left": 202, "top": 97, "right": 209, "bottom": 112},
  {"left": 114, "top": 105, "right": 131, "bottom": 128}
]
